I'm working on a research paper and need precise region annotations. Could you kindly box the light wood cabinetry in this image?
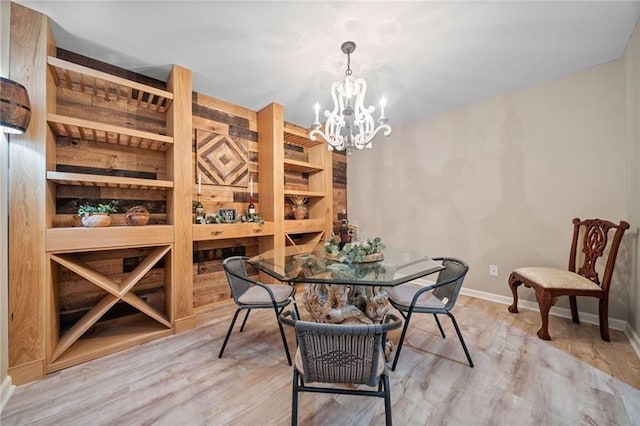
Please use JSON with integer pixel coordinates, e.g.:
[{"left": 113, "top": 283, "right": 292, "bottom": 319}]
[
  {"left": 283, "top": 122, "right": 333, "bottom": 245},
  {"left": 7, "top": 5, "right": 334, "bottom": 383},
  {"left": 41, "top": 52, "right": 192, "bottom": 373}
]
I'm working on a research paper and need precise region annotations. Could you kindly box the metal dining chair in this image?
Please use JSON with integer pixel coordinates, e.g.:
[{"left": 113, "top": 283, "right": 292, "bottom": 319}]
[
  {"left": 279, "top": 310, "right": 403, "bottom": 426},
  {"left": 387, "top": 257, "right": 473, "bottom": 370},
  {"left": 218, "top": 256, "right": 296, "bottom": 365}
]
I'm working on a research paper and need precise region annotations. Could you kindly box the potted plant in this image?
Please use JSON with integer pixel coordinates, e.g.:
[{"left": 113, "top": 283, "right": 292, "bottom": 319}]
[
  {"left": 289, "top": 196, "right": 307, "bottom": 220},
  {"left": 77, "top": 200, "right": 118, "bottom": 227}
]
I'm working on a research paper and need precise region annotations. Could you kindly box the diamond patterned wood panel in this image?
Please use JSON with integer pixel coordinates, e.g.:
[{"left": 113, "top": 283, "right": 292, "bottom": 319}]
[{"left": 196, "top": 130, "right": 249, "bottom": 187}]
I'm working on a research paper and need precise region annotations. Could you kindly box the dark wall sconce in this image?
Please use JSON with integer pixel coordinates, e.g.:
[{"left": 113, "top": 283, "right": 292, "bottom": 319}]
[{"left": 0, "top": 76, "right": 31, "bottom": 134}]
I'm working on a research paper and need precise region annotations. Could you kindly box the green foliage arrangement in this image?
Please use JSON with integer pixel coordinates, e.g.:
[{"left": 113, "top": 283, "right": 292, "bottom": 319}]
[
  {"left": 324, "top": 235, "right": 385, "bottom": 264},
  {"left": 77, "top": 200, "right": 118, "bottom": 216},
  {"left": 204, "top": 213, "right": 234, "bottom": 224},
  {"left": 240, "top": 213, "right": 265, "bottom": 225}
]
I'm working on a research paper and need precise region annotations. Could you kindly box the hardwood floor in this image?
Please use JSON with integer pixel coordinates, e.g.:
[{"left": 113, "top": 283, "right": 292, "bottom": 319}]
[{"left": 2, "top": 295, "right": 639, "bottom": 425}]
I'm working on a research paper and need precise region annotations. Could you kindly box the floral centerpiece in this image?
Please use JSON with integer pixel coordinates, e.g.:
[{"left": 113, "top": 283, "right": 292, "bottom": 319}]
[{"left": 324, "top": 235, "right": 385, "bottom": 263}]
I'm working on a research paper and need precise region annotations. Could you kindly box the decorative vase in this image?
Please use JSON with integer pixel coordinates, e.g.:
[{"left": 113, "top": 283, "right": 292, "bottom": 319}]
[
  {"left": 125, "top": 205, "right": 150, "bottom": 226},
  {"left": 292, "top": 205, "right": 307, "bottom": 220},
  {"left": 81, "top": 213, "right": 112, "bottom": 228}
]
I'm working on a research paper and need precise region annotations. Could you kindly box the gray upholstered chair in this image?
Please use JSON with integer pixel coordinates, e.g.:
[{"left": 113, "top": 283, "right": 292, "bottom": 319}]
[
  {"left": 219, "top": 256, "right": 297, "bottom": 365},
  {"left": 387, "top": 257, "right": 472, "bottom": 370},
  {"left": 279, "top": 310, "right": 402, "bottom": 426}
]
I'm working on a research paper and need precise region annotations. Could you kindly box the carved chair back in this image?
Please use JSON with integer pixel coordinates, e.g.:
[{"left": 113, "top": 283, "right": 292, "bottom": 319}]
[{"left": 568, "top": 218, "right": 630, "bottom": 294}]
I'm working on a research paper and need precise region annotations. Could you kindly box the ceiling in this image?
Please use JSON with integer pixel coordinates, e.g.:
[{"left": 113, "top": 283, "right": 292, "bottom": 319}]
[{"left": 15, "top": 1, "right": 640, "bottom": 128}]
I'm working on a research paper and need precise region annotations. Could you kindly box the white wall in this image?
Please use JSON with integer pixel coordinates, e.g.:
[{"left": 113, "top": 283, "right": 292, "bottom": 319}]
[
  {"left": 624, "top": 22, "right": 640, "bottom": 338},
  {"left": 348, "top": 59, "right": 633, "bottom": 320},
  {"left": 1, "top": 0, "right": 15, "bottom": 411}
]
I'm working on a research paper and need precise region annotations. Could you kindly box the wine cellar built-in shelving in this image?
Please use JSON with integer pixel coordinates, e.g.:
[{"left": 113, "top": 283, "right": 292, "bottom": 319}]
[
  {"left": 8, "top": 3, "right": 340, "bottom": 385},
  {"left": 40, "top": 50, "right": 189, "bottom": 374}
]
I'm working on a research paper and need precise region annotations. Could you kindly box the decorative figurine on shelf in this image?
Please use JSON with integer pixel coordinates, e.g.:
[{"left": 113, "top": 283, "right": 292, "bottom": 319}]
[{"left": 289, "top": 196, "right": 308, "bottom": 220}]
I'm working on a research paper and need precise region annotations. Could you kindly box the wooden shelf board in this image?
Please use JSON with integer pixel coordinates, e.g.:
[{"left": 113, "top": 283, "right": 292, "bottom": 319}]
[
  {"left": 48, "top": 56, "right": 173, "bottom": 113},
  {"left": 48, "top": 113, "right": 172, "bottom": 151},
  {"left": 283, "top": 158, "right": 324, "bottom": 173},
  {"left": 47, "top": 314, "right": 172, "bottom": 373},
  {"left": 284, "top": 189, "right": 325, "bottom": 198},
  {"left": 46, "top": 225, "right": 174, "bottom": 252},
  {"left": 284, "top": 219, "right": 326, "bottom": 233},
  {"left": 47, "top": 171, "right": 173, "bottom": 190}
]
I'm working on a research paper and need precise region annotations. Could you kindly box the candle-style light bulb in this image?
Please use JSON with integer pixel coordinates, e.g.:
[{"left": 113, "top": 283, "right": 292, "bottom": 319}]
[
  {"left": 313, "top": 103, "right": 320, "bottom": 125},
  {"left": 198, "top": 172, "right": 202, "bottom": 195},
  {"left": 249, "top": 176, "right": 253, "bottom": 197},
  {"left": 379, "top": 97, "right": 387, "bottom": 120}
]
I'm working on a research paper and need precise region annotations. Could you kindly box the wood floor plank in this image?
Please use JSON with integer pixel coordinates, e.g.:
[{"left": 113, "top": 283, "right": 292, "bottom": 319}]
[{"left": 2, "top": 295, "right": 639, "bottom": 425}]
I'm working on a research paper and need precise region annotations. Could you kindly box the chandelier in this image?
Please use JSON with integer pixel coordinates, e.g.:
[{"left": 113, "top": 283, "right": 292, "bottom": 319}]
[{"left": 310, "top": 41, "right": 391, "bottom": 153}]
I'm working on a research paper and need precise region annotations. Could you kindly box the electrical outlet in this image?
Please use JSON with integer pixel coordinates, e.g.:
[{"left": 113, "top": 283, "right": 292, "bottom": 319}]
[{"left": 489, "top": 264, "right": 499, "bottom": 276}]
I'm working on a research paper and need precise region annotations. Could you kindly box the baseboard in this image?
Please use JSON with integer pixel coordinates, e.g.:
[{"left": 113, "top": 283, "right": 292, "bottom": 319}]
[
  {"left": 0, "top": 376, "right": 15, "bottom": 413},
  {"left": 624, "top": 322, "right": 640, "bottom": 361},
  {"left": 459, "top": 287, "right": 627, "bottom": 331}
]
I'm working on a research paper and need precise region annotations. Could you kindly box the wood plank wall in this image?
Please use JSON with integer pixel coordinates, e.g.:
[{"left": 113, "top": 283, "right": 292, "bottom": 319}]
[{"left": 49, "top": 49, "right": 347, "bottom": 312}]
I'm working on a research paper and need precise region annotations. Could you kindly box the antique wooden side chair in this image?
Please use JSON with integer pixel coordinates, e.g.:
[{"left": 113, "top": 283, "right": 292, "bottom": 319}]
[
  {"left": 386, "top": 257, "right": 473, "bottom": 371},
  {"left": 219, "top": 256, "right": 297, "bottom": 365},
  {"left": 508, "top": 218, "right": 629, "bottom": 341},
  {"left": 279, "top": 310, "right": 402, "bottom": 426}
]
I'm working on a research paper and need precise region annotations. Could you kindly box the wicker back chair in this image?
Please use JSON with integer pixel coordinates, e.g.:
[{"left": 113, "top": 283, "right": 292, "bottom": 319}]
[
  {"left": 387, "top": 257, "right": 472, "bottom": 370},
  {"left": 218, "top": 256, "right": 297, "bottom": 365},
  {"left": 279, "top": 311, "right": 402, "bottom": 426}
]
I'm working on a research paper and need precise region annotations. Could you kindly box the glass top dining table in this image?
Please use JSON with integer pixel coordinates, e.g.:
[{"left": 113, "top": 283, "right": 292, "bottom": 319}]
[{"left": 248, "top": 243, "right": 444, "bottom": 287}]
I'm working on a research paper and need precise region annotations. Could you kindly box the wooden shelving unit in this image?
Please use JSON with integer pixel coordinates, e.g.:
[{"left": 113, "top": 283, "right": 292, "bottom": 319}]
[{"left": 33, "top": 43, "right": 192, "bottom": 375}]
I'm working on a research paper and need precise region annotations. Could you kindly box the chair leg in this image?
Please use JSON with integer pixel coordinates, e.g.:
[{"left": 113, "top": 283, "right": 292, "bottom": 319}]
[
  {"left": 508, "top": 273, "right": 522, "bottom": 313},
  {"left": 383, "top": 373, "right": 392, "bottom": 426},
  {"left": 391, "top": 310, "right": 413, "bottom": 371},
  {"left": 599, "top": 296, "right": 610, "bottom": 342},
  {"left": 569, "top": 296, "right": 580, "bottom": 324},
  {"left": 447, "top": 312, "right": 474, "bottom": 368},
  {"left": 534, "top": 288, "right": 557, "bottom": 341},
  {"left": 239, "top": 309, "right": 251, "bottom": 332},
  {"left": 291, "top": 295, "right": 301, "bottom": 319},
  {"left": 275, "top": 306, "right": 292, "bottom": 366},
  {"left": 433, "top": 314, "right": 446, "bottom": 338},
  {"left": 218, "top": 308, "right": 241, "bottom": 358},
  {"left": 291, "top": 369, "right": 299, "bottom": 426}
]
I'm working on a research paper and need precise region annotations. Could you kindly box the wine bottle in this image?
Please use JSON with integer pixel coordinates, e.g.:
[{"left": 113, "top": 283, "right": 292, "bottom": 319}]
[
  {"left": 248, "top": 197, "right": 256, "bottom": 215},
  {"left": 195, "top": 200, "right": 204, "bottom": 224}
]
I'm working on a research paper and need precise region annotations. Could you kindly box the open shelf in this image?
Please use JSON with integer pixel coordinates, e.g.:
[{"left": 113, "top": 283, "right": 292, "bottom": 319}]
[
  {"left": 284, "top": 122, "right": 322, "bottom": 148},
  {"left": 46, "top": 225, "right": 174, "bottom": 252},
  {"left": 47, "top": 171, "right": 173, "bottom": 190},
  {"left": 48, "top": 113, "right": 172, "bottom": 151},
  {"left": 48, "top": 56, "right": 173, "bottom": 113},
  {"left": 283, "top": 158, "right": 324, "bottom": 173},
  {"left": 47, "top": 314, "right": 172, "bottom": 373}
]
